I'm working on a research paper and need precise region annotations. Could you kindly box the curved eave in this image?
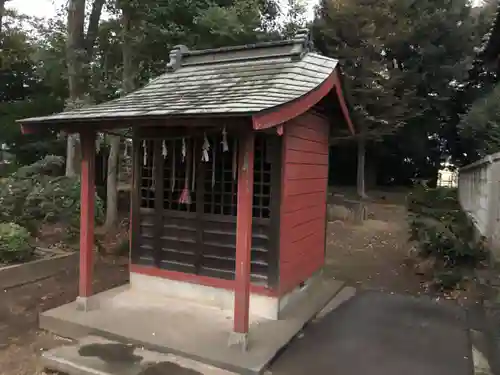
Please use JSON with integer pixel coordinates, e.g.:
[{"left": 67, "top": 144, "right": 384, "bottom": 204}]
[
  {"left": 251, "top": 68, "right": 355, "bottom": 134},
  {"left": 19, "top": 112, "right": 253, "bottom": 135}
]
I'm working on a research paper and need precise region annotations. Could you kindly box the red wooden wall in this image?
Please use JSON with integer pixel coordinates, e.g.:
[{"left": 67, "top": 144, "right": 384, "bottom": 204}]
[{"left": 279, "top": 111, "right": 330, "bottom": 294}]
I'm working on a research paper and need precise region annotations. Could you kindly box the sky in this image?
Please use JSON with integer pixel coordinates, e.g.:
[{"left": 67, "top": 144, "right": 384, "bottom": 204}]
[
  {"left": 10, "top": 0, "right": 61, "bottom": 19},
  {"left": 9, "top": 0, "right": 319, "bottom": 21},
  {"left": 8, "top": 0, "right": 485, "bottom": 23}
]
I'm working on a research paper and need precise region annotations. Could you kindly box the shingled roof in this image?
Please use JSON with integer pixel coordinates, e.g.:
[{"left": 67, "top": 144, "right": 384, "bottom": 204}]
[{"left": 19, "top": 30, "right": 339, "bottom": 125}]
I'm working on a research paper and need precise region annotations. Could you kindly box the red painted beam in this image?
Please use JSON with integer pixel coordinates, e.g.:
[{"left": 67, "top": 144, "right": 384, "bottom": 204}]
[
  {"left": 252, "top": 68, "right": 355, "bottom": 135},
  {"left": 234, "top": 132, "right": 255, "bottom": 334},
  {"left": 332, "top": 70, "right": 355, "bottom": 135},
  {"left": 20, "top": 124, "right": 37, "bottom": 135},
  {"left": 79, "top": 131, "right": 96, "bottom": 298}
]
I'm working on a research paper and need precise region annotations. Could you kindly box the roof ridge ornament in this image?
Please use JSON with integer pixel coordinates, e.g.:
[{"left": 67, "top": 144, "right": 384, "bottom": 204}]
[
  {"left": 293, "top": 28, "right": 313, "bottom": 59},
  {"left": 167, "top": 45, "right": 189, "bottom": 72},
  {"left": 293, "top": 28, "right": 313, "bottom": 53}
]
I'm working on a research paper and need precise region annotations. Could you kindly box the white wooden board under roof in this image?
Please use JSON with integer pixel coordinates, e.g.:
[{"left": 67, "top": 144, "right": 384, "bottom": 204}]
[{"left": 19, "top": 30, "right": 338, "bottom": 125}]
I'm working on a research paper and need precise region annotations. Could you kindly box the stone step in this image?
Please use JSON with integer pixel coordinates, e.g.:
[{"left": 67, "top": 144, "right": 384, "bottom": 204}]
[{"left": 41, "top": 335, "right": 238, "bottom": 375}]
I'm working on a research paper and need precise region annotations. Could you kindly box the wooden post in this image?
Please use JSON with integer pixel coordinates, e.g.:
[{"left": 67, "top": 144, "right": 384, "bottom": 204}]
[
  {"left": 77, "top": 130, "right": 96, "bottom": 311},
  {"left": 232, "top": 132, "right": 255, "bottom": 348},
  {"left": 130, "top": 136, "right": 140, "bottom": 264}
]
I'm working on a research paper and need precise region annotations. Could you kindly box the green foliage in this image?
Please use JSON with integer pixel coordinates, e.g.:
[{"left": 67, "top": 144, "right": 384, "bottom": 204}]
[
  {"left": 281, "top": 0, "right": 307, "bottom": 39},
  {"left": 195, "top": 0, "right": 269, "bottom": 46},
  {"left": 15, "top": 155, "right": 65, "bottom": 178},
  {"left": 0, "top": 222, "right": 33, "bottom": 264},
  {"left": 407, "top": 185, "right": 487, "bottom": 289},
  {"left": 459, "top": 83, "right": 500, "bottom": 160},
  {"left": 0, "top": 10, "right": 66, "bottom": 166},
  {"left": 313, "top": 0, "right": 493, "bottom": 183},
  {"left": 0, "top": 156, "right": 104, "bottom": 234}
]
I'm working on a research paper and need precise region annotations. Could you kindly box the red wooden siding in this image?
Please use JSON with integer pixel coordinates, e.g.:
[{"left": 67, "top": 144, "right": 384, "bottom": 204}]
[{"left": 279, "top": 111, "right": 330, "bottom": 294}]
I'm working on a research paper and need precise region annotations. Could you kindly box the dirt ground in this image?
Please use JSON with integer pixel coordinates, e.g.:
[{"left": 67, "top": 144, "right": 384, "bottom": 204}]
[
  {"left": 0, "top": 256, "right": 128, "bottom": 375},
  {"left": 0, "top": 192, "right": 451, "bottom": 374},
  {"left": 323, "top": 199, "right": 425, "bottom": 295}
]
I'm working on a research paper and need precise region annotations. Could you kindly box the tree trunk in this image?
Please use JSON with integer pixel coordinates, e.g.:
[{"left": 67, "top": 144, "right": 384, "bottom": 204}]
[
  {"left": 65, "top": 0, "right": 105, "bottom": 177},
  {"left": 105, "top": 135, "right": 120, "bottom": 228},
  {"left": 105, "top": 2, "right": 136, "bottom": 229},
  {"left": 0, "top": 0, "right": 6, "bottom": 35},
  {"left": 65, "top": 135, "right": 77, "bottom": 177},
  {"left": 357, "top": 136, "right": 368, "bottom": 199},
  {"left": 65, "top": 0, "right": 86, "bottom": 176}
]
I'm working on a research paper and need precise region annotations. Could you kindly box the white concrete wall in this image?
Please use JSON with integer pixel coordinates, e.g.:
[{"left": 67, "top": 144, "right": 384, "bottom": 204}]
[
  {"left": 129, "top": 272, "right": 319, "bottom": 320},
  {"left": 459, "top": 152, "right": 500, "bottom": 260}
]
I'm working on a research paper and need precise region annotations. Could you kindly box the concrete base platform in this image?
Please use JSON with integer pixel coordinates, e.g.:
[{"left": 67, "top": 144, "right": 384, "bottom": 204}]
[
  {"left": 42, "top": 336, "right": 238, "bottom": 375},
  {"left": 40, "top": 276, "right": 344, "bottom": 374}
]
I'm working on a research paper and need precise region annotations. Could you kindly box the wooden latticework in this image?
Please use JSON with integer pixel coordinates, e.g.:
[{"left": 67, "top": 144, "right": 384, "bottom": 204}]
[
  {"left": 203, "top": 134, "right": 238, "bottom": 216},
  {"left": 252, "top": 135, "right": 271, "bottom": 219},
  {"left": 135, "top": 132, "right": 279, "bottom": 285},
  {"left": 140, "top": 140, "right": 155, "bottom": 209},
  {"left": 162, "top": 138, "right": 198, "bottom": 213}
]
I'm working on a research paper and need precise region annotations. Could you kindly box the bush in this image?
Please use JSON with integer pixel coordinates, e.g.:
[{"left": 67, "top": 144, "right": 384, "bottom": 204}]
[
  {"left": 407, "top": 185, "right": 487, "bottom": 290},
  {"left": 14, "top": 155, "right": 65, "bottom": 179},
  {"left": 0, "top": 156, "right": 104, "bottom": 235},
  {"left": 0, "top": 223, "right": 33, "bottom": 263},
  {"left": 25, "top": 176, "right": 104, "bottom": 229}
]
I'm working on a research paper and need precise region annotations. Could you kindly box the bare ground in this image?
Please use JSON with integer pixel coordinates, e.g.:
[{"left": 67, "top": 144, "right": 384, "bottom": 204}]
[
  {"left": 0, "top": 195, "right": 464, "bottom": 374},
  {"left": 0, "top": 256, "right": 128, "bottom": 375},
  {"left": 323, "top": 200, "right": 426, "bottom": 296}
]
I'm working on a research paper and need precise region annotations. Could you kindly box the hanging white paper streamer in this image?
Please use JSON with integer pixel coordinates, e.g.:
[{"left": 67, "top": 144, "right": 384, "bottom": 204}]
[
  {"left": 123, "top": 140, "right": 128, "bottom": 158},
  {"left": 202, "top": 133, "right": 210, "bottom": 162},
  {"left": 162, "top": 140, "right": 168, "bottom": 158},
  {"left": 95, "top": 133, "right": 104, "bottom": 153},
  {"left": 182, "top": 137, "right": 186, "bottom": 162},
  {"left": 142, "top": 140, "right": 147, "bottom": 166},
  {"left": 221, "top": 127, "right": 229, "bottom": 152}
]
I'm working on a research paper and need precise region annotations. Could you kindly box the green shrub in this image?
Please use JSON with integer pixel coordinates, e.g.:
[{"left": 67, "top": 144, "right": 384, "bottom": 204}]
[
  {"left": 0, "top": 156, "right": 104, "bottom": 235},
  {"left": 407, "top": 185, "right": 487, "bottom": 290},
  {"left": 25, "top": 176, "right": 104, "bottom": 229},
  {"left": 0, "top": 223, "right": 33, "bottom": 263},
  {"left": 14, "top": 155, "right": 65, "bottom": 179}
]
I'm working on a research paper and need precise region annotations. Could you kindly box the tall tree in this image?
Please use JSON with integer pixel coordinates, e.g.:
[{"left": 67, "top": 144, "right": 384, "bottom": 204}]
[
  {"left": 447, "top": 2, "right": 499, "bottom": 165},
  {"left": 313, "top": 0, "right": 486, "bottom": 194},
  {"left": 65, "top": 0, "right": 106, "bottom": 176},
  {"left": 313, "top": 0, "right": 415, "bottom": 197},
  {"left": 0, "top": 10, "right": 66, "bottom": 166},
  {"left": 104, "top": 0, "right": 138, "bottom": 229}
]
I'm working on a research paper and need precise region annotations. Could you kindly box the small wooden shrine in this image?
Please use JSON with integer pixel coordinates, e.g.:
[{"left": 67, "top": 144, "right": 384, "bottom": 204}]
[{"left": 19, "top": 30, "right": 354, "bottom": 343}]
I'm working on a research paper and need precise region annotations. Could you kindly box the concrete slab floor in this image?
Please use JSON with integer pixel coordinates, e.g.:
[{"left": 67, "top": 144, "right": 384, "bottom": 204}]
[
  {"left": 42, "top": 336, "right": 239, "bottom": 375},
  {"left": 40, "top": 277, "right": 345, "bottom": 375}
]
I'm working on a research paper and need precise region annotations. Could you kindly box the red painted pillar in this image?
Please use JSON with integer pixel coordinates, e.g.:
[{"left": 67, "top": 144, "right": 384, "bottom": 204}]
[
  {"left": 79, "top": 131, "right": 96, "bottom": 303},
  {"left": 234, "top": 132, "right": 255, "bottom": 336}
]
